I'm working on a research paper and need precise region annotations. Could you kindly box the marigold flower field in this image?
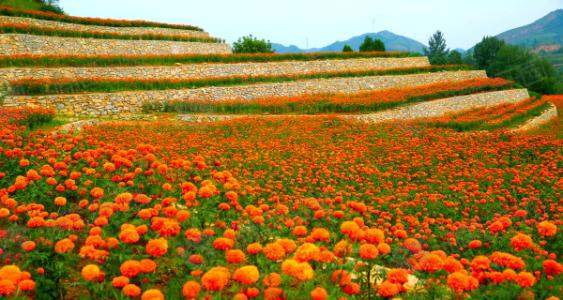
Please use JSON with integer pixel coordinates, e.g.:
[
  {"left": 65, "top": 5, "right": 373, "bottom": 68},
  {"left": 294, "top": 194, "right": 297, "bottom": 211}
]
[{"left": 0, "top": 105, "right": 561, "bottom": 299}]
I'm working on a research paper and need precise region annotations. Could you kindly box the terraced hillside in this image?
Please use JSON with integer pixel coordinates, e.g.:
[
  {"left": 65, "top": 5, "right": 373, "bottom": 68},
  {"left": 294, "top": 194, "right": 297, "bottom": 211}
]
[{"left": 0, "top": 5, "right": 559, "bottom": 127}]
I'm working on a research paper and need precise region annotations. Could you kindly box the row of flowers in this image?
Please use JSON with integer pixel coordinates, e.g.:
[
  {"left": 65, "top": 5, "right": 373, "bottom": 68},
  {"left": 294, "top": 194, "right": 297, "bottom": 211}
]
[
  {"left": 417, "top": 96, "right": 555, "bottom": 131},
  {"left": 0, "top": 51, "right": 420, "bottom": 68},
  {"left": 0, "top": 5, "right": 204, "bottom": 31},
  {"left": 0, "top": 22, "right": 222, "bottom": 43},
  {"left": 145, "top": 77, "right": 514, "bottom": 114},
  {"left": 7, "top": 65, "right": 471, "bottom": 96}
]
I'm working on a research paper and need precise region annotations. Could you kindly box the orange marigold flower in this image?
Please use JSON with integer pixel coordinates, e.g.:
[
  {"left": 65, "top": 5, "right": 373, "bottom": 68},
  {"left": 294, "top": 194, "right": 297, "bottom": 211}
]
[
  {"left": 112, "top": 276, "right": 130, "bottom": 288},
  {"left": 416, "top": 253, "right": 444, "bottom": 273},
  {"left": 0, "top": 279, "right": 16, "bottom": 296},
  {"left": 543, "top": 259, "right": 562, "bottom": 276},
  {"left": 122, "top": 284, "right": 141, "bottom": 297},
  {"left": 310, "top": 286, "right": 328, "bottom": 300},
  {"left": 202, "top": 267, "right": 230, "bottom": 291},
  {"left": 120, "top": 260, "right": 141, "bottom": 278},
  {"left": 119, "top": 229, "right": 140, "bottom": 244},
  {"left": 295, "top": 243, "right": 321, "bottom": 262},
  {"left": 468, "top": 240, "right": 482, "bottom": 249},
  {"left": 139, "top": 259, "right": 157, "bottom": 273},
  {"left": 281, "top": 259, "right": 314, "bottom": 281},
  {"left": 247, "top": 242, "right": 262, "bottom": 255},
  {"left": 403, "top": 238, "right": 422, "bottom": 253},
  {"left": 17, "top": 279, "right": 35, "bottom": 291},
  {"left": 377, "top": 280, "right": 401, "bottom": 298},
  {"left": 233, "top": 265, "right": 260, "bottom": 285},
  {"left": 359, "top": 243, "right": 378, "bottom": 260},
  {"left": 263, "top": 242, "right": 286, "bottom": 261},
  {"left": 537, "top": 221, "right": 557, "bottom": 237},
  {"left": 146, "top": 238, "right": 168, "bottom": 257},
  {"left": 81, "top": 264, "right": 102, "bottom": 282},
  {"left": 263, "top": 272, "right": 282, "bottom": 287},
  {"left": 470, "top": 255, "right": 490, "bottom": 272},
  {"left": 387, "top": 269, "right": 409, "bottom": 284},
  {"left": 510, "top": 233, "right": 534, "bottom": 251},
  {"left": 213, "top": 237, "right": 234, "bottom": 251},
  {"left": 0, "top": 265, "right": 21, "bottom": 283},
  {"left": 226, "top": 249, "right": 246, "bottom": 264},
  {"left": 378, "top": 243, "right": 391, "bottom": 255},
  {"left": 141, "top": 289, "right": 164, "bottom": 300},
  {"left": 54, "top": 197, "right": 67, "bottom": 206},
  {"left": 90, "top": 187, "right": 104, "bottom": 199},
  {"left": 515, "top": 271, "right": 536, "bottom": 288},
  {"left": 447, "top": 272, "right": 478, "bottom": 293},
  {"left": 21, "top": 241, "right": 36, "bottom": 252},
  {"left": 182, "top": 280, "right": 200, "bottom": 299}
]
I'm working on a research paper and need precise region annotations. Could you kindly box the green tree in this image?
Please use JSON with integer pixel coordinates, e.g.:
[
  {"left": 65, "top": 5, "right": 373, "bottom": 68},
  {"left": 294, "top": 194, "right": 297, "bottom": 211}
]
[
  {"left": 448, "top": 50, "right": 463, "bottom": 64},
  {"left": 473, "top": 36, "right": 506, "bottom": 70},
  {"left": 232, "top": 35, "right": 273, "bottom": 54},
  {"left": 488, "top": 44, "right": 557, "bottom": 94},
  {"left": 373, "top": 39, "right": 386, "bottom": 51},
  {"left": 359, "top": 36, "right": 386, "bottom": 52},
  {"left": 424, "top": 31, "right": 449, "bottom": 65},
  {"left": 359, "top": 36, "right": 375, "bottom": 52},
  {"left": 342, "top": 45, "right": 353, "bottom": 52}
]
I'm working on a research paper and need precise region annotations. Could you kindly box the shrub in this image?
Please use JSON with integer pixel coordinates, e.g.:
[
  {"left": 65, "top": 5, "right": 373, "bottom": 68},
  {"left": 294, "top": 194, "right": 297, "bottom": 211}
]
[
  {"left": 342, "top": 45, "right": 353, "bottom": 52},
  {"left": 232, "top": 35, "right": 273, "bottom": 54},
  {"left": 359, "top": 36, "right": 385, "bottom": 52}
]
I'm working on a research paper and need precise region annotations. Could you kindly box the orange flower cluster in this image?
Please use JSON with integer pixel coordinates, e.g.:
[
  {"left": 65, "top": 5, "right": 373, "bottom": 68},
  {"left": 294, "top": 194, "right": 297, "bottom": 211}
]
[{"left": 0, "top": 106, "right": 560, "bottom": 299}]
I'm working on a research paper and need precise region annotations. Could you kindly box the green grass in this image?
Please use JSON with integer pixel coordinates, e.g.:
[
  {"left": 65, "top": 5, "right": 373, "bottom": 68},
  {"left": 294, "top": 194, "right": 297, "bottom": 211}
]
[
  {"left": 1, "top": 0, "right": 42, "bottom": 10},
  {"left": 143, "top": 83, "right": 514, "bottom": 115},
  {"left": 0, "top": 51, "right": 421, "bottom": 68},
  {"left": 9, "top": 65, "right": 471, "bottom": 96},
  {"left": 0, "top": 24, "right": 221, "bottom": 43}
]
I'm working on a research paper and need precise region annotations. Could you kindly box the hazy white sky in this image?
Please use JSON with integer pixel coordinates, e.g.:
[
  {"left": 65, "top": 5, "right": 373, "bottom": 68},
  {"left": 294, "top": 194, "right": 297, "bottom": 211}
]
[{"left": 59, "top": 0, "right": 562, "bottom": 49}]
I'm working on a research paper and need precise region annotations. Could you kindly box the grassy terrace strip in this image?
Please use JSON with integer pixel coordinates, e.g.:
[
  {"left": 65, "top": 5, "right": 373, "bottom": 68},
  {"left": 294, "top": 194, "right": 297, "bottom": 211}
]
[
  {"left": 8, "top": 65, "right": 469, "bottom": 96},
  {"left": 0, "top": 23, "right": 222, "bottom": 43},
  {"left": 0, "top": 5, "right": 203, "bottom": 31},
  {"left": 144, "top": 78, "right": 514, "bottom": 114},
  {"left": 421, "top": 97, "right": 553, "bottom": 131},
  {"left": 0, "top": 51, "right": 420, "bottom": 68}
]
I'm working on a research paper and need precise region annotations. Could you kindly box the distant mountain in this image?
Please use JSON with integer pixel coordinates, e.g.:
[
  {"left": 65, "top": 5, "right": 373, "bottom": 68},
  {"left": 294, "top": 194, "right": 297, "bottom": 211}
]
[
  {"left": 272, "top": 30, "right": 426, "bottom": 54},
  {"left": 496, "top": 9, "right": 562, "bottom": 49},
  {"left": 271, "top": 43, "right": 304, "bottom": 54}
]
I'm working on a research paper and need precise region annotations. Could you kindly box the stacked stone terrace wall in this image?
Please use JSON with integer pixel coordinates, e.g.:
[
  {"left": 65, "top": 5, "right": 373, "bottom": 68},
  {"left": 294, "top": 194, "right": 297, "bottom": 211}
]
[
  {"left": 0, "top": 16, "right": 212, "bottom": 39},
  {"left": 0, "top": 34, "right": 231, "bottom": 56},
  {"left": 0, "top": 57, "right": 430, "bottom": 81},
  {"left": 3, "top": 70, "right": 487, "bottom": 116}
]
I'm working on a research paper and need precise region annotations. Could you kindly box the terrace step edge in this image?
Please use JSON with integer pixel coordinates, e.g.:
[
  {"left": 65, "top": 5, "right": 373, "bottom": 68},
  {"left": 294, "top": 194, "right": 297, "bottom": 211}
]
[{"left": 511, "top": 102, "right": 558, "bottom": 132}]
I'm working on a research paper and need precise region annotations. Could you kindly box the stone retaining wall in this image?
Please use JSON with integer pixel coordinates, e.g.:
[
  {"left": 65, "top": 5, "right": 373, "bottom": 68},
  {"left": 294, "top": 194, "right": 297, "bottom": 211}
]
[
  {"left": 0, "top": 16, "right": 212, "bottom": 39},
  {"left": 3, "top": 70, "right": 487, "bottom": 116},
  {"left": 512, "top": 102, "right": 558, "bottom": 132},
  {"left": 0, "top": 34, "right": 231, "bottom": 56},
  {"left": 0, "top": 57, "right": 430, "bottom": 81},
  {"left": 347, "top": 89, "right": 530, "bottom": 123}
]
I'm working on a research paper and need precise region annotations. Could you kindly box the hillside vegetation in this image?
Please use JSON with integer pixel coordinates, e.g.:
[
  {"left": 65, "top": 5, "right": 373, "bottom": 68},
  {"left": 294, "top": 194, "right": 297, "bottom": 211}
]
[{"left": 0, "top": 0, "right": 63, "bottom": 14}]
